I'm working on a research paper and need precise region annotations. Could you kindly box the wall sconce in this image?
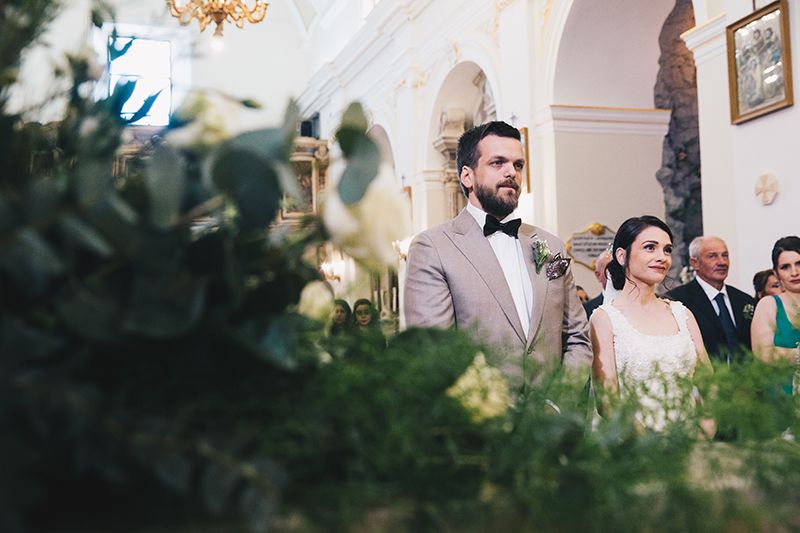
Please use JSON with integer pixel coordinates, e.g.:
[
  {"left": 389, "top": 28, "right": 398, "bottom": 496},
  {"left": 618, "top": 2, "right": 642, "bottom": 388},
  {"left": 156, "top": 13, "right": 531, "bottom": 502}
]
[{"left": 392, "top": 237, "right": 413, "bottom": 261}]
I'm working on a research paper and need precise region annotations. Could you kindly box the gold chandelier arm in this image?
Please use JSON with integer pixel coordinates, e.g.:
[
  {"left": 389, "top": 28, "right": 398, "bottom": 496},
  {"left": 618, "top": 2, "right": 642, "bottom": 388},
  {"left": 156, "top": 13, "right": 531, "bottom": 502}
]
[
  {"left": 227, "top": 0, "right": 269, "bottom": 24},
  {"left": 167, "top": 0, "right": 269, "bottom": 33}
]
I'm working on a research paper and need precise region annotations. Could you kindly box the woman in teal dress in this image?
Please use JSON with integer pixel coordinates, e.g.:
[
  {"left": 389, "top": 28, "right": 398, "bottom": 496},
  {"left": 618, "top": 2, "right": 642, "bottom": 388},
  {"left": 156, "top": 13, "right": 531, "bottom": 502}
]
[{"left": 752, "top": 236, "right": 800, "bottom": 393}]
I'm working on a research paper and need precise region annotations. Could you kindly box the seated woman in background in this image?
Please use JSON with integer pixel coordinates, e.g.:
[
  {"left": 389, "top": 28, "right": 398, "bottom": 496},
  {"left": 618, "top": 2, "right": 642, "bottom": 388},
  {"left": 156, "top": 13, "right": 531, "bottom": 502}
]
[
  {"left": 329, "top": 299, "right": 353, "bottom": 336},
  {"left": 751, "top": 237, "right": 800, "bottom": 381},
  {"left": 753, "top": 269, "right": 783, "bottom": 301},
  {"left": 591, "top": 215, "right": 712, "bottom": 433},
  {"left": 352, "top": 298, "right": 386, "bottom": 346}
]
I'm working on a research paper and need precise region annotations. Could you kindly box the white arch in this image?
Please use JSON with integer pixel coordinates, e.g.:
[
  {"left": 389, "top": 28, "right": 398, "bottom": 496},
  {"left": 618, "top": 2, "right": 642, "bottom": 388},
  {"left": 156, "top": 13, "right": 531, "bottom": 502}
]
[
  {"left": 423, "top": 37, "right": 501, "bottom": 123},
  {"left": 421, "top": 38, "right": 501, "bottom": 169},
  {"left": 542, "top": 0, "right": 675, "bottom": 107}
]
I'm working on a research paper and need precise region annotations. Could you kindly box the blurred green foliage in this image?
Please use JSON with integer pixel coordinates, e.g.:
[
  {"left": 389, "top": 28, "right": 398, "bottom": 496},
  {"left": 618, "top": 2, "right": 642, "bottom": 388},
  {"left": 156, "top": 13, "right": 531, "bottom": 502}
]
[{"left": 2, "top": 3, "right": 800, "bottom": 533}]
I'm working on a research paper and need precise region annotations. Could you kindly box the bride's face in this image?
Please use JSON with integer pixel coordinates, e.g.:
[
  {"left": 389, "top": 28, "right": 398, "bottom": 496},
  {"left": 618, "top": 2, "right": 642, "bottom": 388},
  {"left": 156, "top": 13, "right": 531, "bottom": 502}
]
[{"left": 619, "top": 226, "right": 673, "bottom": 287}]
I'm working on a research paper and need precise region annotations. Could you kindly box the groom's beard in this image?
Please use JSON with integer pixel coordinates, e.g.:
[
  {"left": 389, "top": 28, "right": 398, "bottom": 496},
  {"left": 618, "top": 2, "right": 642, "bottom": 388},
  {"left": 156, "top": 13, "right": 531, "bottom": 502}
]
[{"left": 474, "top": 179, "right": 520, "bottom": 219}]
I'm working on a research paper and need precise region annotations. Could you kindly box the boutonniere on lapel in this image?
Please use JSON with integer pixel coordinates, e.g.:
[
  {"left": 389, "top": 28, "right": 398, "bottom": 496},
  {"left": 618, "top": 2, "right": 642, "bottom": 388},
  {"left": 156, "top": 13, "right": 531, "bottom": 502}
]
[
  {"left": 743, "top": 303, "right": 755, "bottom": 321},
  {"left": 531, "top": 237, "right": 572, "bottom": 280}
]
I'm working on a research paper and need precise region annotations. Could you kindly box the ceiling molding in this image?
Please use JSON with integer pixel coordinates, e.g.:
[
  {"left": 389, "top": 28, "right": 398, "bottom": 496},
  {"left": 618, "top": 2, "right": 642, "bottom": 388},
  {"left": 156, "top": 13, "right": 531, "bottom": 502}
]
[
  {"left": 681, "top": 12, "right": 727, "bottom": 66},
  {"left": 535, "top": 105, "right": 671, "bottom": 135}
]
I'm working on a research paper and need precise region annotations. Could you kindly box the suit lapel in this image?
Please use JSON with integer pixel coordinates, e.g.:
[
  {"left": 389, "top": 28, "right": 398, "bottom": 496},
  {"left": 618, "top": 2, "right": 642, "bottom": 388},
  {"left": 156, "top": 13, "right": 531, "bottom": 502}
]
[
  {"left": 690, "top": 280, "right": 724, "bottom": 336},
  {"left": 447, "top": 210, "right": 526, "bottom": 343},
  {"left": 520, "top": 225, "right": 548, "bottom": 346}
]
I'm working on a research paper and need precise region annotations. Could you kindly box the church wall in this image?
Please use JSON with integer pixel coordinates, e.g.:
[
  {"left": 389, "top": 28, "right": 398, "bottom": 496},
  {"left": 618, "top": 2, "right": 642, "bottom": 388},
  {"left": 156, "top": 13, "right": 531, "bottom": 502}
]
[
  {"left": 727, "top": 0, "right": 800, "bottom": 292},
  {"left": 552, "top": 130, "right": 668, "bottom": 292},
  {"left": 685, "top": 0, "right": 800, "bottom": 291}
]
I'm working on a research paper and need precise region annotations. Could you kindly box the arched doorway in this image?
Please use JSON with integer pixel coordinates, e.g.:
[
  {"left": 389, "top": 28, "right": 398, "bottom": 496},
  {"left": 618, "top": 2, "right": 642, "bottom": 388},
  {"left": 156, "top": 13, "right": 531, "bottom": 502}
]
[
  {"left": 424, "top": 61, "right": 497, "bottom": 226},
  {"left": 544, "top": 0, "right": 698, "bottom": 288}
]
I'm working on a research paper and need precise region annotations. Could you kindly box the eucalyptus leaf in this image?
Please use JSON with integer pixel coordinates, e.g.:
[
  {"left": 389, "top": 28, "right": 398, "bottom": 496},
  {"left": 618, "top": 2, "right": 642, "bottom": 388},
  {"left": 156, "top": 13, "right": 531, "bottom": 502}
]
[
  {"left": 240, "top": 98, "right": 262, "bottom": 109},
  {"left": 211, "top": 148, "right": 281, "bottom": 229},
  {"left": 109, "top": 78, "right": 136, "bottom": 116},
  {"left": 60, "top": 214, "right": 113, "bottom": 257},
  {"left": 282, "top": 99, "right": 300, "bottom": 136},
  {"left": 239, "top": 486, "right": 274, "bottom": 533},
  {"left": 0, "top": 316, "right": 64, "bottom": 362},
  {"left": 23, "top": 178, "right": 61, "bottom": 226},
  {"left": 227, "top": 128, "right": 292, "bottom": 166},
  {"left": 274, "top": 161, "right": 300, "bottom": 204},
  {"left": 108, "top": 37, "right": 135, "bottom": 62},
  {"left": 0, "top": 195, "right": 18, "bottom": 236},
  {"left": 122, "top": 273, "right": 207, "bottom": 339},
  {"left": 337, "top": 102, "right": 369, "bottom": 144},
  {"left": 125, "top": 89, "right": 162, "bottom": 125},
  {"left": 0, "top": 228, "right": 63, "bottom": 297},
  {"left": 85, "top": 194, "right": 141, "bottom": 256},
  {"left": 146, "top": 449, "right": 193, "bottom": 493},
  {"left": 56, "top": 281, "right": 122, "bottom": 342},
  {"left": 74, "top": 155, "right": 114, "bottom": 208},
  {"left": 145, "top": 144, "right": 185, "bottom": 228},
  {"left": 336, "top": 134, "right": 380, "bottom": 205},
  {"left": 201, "top": 461, "right": 242, "bottom": 516}
]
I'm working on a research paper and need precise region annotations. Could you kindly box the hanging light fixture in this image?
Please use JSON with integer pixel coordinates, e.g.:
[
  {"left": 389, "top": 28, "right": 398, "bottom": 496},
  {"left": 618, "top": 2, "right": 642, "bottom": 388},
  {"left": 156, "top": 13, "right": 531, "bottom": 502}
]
[{"left": 166, "top": 1, "right": 269, "bottom": 37}]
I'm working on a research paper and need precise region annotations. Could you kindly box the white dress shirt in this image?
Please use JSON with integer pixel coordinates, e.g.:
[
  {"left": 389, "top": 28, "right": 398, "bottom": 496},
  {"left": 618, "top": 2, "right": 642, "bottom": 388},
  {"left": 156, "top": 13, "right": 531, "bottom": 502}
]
[
  {"left": 695, "top": 275, "right": 737, "bottom": 326},
  {"left": 466, "top": 202, "right": 533, "bottom": 338}
]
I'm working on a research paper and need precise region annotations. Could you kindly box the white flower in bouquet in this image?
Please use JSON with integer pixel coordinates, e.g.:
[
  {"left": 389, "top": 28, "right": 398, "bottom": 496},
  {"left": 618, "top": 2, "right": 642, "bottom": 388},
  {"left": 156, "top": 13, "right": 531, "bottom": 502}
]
[
  {"left": 322, "top": 163, "right": 412, "bottom": 270},
  {"left": 296, "top": 280, "right": 334, "bottom": 322},
  {"left": 165, "top": 91, "right": 235, "bottom": 150},
  {"left": 446, "top": 353, "right": 511, "bottom": 423}
]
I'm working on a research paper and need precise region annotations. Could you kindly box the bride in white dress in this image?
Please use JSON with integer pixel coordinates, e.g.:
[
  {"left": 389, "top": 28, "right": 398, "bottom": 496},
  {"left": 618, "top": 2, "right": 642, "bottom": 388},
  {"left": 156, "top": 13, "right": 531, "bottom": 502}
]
[{"left": 590, "top": 216, "right": 713, "bottom": 432}]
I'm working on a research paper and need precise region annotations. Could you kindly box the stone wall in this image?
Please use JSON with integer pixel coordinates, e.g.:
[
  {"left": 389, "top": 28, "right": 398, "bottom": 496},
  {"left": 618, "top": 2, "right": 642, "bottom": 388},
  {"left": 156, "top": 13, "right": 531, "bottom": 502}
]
[{"left": 654, "top": 0, "right": 701, "bottom": 278}]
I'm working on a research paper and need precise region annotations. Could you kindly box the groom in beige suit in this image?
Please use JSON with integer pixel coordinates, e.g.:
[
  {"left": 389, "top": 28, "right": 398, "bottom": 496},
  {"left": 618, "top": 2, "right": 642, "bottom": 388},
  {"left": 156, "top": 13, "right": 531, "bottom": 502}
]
[{"left": 404, "top": 121, "right": 591, "bottom": 390}]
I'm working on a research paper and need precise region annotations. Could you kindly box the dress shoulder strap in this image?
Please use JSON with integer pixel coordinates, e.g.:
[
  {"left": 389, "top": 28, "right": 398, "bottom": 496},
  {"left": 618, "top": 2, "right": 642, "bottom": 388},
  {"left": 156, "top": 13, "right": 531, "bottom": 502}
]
[
  {"left": 667, "top": 299, "right": 690, "bottom": 332},
  {"left": 774, "top": 294, "right": 788, "bottom": 319},
  {"left": 598, "top": 303, "right": 629, "bottom": 334}
]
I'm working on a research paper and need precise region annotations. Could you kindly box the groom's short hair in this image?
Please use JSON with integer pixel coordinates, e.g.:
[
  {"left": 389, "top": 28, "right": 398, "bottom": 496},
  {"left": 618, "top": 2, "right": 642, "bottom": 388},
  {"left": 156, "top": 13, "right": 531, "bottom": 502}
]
[{"left": 457, "top": 121, "right": 521, "bottom": 197}]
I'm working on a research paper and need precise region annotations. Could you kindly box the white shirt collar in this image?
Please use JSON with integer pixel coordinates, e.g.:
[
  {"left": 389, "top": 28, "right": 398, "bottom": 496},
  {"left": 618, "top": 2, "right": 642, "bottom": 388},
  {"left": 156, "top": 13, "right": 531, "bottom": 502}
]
[
  {"left": 465, "top": 201, "right": 518, "bottom": 229},
  {"left": 695, "top": 275, "right": 728, "bottom": 301}
]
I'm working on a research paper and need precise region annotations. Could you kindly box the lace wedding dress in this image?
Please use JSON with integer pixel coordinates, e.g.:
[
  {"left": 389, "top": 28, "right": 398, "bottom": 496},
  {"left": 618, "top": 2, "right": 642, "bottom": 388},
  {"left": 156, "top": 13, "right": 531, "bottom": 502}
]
[{"left": 600, "top": 300, "right": 698, "bottom": 431}]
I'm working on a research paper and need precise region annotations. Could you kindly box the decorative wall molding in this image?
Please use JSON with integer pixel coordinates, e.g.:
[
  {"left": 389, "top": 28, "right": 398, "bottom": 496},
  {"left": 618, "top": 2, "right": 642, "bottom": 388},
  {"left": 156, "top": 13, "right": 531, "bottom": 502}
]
[
  {"left": 681, "top": 13, "right": 727, "bottom": 66},
  {"left": 298, "top": 0, "right": 434, "bottom": 114},
  {"left": 535, "top": 105, "right": 671, "bottom": 135}
]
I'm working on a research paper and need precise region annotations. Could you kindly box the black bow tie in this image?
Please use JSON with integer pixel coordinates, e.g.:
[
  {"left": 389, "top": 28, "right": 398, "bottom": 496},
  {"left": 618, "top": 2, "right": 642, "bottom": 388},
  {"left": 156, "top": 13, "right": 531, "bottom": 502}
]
[{"left": 483, "top": 215, "right": 521, "bottom": 238}]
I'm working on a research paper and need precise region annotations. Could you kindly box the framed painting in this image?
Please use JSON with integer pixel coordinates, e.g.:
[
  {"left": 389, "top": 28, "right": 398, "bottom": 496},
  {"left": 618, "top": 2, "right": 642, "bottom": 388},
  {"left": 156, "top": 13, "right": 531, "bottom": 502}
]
[{"left": 726, "top": 0, "right": 793, "bottom": 124}]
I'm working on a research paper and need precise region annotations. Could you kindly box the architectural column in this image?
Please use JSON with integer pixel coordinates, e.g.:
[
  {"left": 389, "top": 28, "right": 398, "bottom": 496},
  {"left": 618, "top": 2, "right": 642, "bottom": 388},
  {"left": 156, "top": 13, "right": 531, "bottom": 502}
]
[{"left": 432, "top": 106, "right": 467, "bottom": 219}]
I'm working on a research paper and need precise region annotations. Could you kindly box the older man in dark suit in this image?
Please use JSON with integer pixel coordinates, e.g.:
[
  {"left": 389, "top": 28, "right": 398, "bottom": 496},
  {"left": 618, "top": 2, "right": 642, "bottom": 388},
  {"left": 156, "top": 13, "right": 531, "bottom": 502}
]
[
  {"left": 583, "top": 250, "right": 612, "bottom": 319},
  {"left": 667, "top": 236, "right": 754, "bottom": 364}
]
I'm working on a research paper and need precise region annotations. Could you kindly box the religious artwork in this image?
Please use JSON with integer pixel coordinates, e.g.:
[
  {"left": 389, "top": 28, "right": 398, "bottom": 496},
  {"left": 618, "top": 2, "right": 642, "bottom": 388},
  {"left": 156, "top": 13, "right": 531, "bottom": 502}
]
[
  {"left": 281, "top": 137, "right": 329, "bottom": 221},
  {"left": 726, "top": 0, "right": 793, "bottom": 124},
  {"left": 565, "top": 223, "right": 616, "bottom": 270}
]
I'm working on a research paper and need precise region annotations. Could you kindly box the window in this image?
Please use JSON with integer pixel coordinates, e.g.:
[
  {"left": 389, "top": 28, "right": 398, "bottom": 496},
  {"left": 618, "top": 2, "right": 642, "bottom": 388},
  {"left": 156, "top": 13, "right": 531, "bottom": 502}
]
[
  {"left": 93, "top": 24, "right": 190, "bottom": 127},
  {"left": 109, "top": 37, "right": 172, "bottom": 126}
]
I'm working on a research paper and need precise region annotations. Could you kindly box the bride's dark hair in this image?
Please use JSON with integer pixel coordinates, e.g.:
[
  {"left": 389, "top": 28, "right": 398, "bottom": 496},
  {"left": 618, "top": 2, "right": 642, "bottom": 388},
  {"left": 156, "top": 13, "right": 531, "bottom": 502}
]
[{"left": 607, "top": 215, "right": 674, "bottom": 290}]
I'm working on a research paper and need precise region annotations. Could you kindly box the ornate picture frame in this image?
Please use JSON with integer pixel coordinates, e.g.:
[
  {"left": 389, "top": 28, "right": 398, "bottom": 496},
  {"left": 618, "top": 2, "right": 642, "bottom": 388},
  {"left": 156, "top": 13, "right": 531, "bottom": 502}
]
[
  {"left": 726, "top": 0, "right": 794, "bottom": 124},
  {"left": 565, "top": 223, "right": 616, "bottom": 270}
]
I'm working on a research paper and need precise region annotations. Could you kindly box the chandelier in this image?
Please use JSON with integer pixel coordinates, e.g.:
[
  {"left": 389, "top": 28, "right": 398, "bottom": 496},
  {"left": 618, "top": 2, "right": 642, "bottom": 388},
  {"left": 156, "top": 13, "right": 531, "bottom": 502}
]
[{"left": 166, "top": 0, "right": 269, "bottom": 36}]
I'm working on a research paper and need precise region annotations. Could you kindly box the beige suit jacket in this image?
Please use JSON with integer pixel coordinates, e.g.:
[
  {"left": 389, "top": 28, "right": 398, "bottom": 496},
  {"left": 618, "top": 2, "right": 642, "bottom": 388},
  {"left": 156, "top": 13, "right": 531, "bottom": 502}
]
[{"left": 404, "top": 209, "right": 591, "bottom": 388}]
